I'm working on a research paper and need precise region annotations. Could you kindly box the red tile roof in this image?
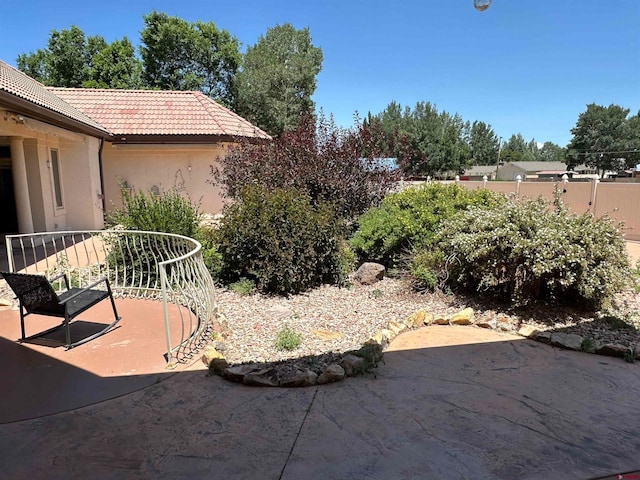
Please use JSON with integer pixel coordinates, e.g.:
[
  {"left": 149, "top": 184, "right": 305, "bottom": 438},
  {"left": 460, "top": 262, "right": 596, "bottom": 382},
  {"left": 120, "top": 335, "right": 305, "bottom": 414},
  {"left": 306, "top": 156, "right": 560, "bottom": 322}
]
[
  {"left": 49, "top": 88, "right": 270, "bottom": 139},
  {"left": 0, "top": 60, "right": 110, "bottom": 134}
]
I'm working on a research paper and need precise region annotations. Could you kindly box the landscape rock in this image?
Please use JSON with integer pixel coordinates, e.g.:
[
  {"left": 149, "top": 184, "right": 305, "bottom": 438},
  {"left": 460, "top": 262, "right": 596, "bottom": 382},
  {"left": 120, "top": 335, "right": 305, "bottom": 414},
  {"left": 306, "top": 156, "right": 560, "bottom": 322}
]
[
  {"left": 380, "top": 329, "right": 394, "bottom": 343},
  {"left": 202, "top": 346, "right": 225, "bottom": 368},
  {"left": 341, "top": 354, "right": 367, "bottom": 377},
  {"left": 312, "top": 328, "right": 343, "bottom": 340},
  {"left": 474, "top": 318, "right": 497, "bottom": 329},
  {"left": 353, "top": 262, "right": 386, "bottom": 285},
  {"left": 368, "top": 331, "right": 385, "bottom": 346},
  {"left": 266, "top": 305, "right": 293, "bottom": 320},
  {"left": 596, "top": 343, "right": 630, "bottom": 358},
  {"left": 634, "top": 342, "right": 640, "bottom": 361},
  {"left": 387, "top": 321, "right": 407, "bottom": 336},
  {"left": 243, "top": 368, "right": 279, "bottom": 387},
  {"left": 518, "top": 325, "right": 540, "bottom": 338},
  {"left": 449, "top": 308, "right": 474, "bottom": 325},
  {"left": 550, "top": 333, "right": 584, "bottom": 351},
  {"left": 209, "top": 358, "right": 229, "bottom": 374},
  {"left": 404, "top": 310, "right": 428, "bottom": 328},
  {"left": 224, "top": 364, "right": 262, "bottom": 383},
  {"left": 213, "top": 341, "right": 227, "bottom": 352},
  {"left": 279, "top": 369, "right": 318, "bottom": 387},
  {"left": 535, "top": 331, "right": 552, "bottom": 344},
  {"left": 357, "top": 342, "right": 384, "bottom": 363},
  {"left": 317, "top": 364, "right": 346, "bottom": 384},
  {"left": 433, "top": 316, "right": 449, "bottom": 325}
]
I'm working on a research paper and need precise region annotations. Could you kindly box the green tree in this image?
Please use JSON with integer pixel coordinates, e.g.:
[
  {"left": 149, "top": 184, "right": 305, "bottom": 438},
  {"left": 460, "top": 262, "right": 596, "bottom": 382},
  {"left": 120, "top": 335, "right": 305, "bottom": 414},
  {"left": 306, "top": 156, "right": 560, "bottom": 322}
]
[
  {"left": 468, "top": 120, "right": 500, "bottom": 165},
  {"left": 539, "top": 141, "right": 566, "bottom": 163},
  {"left": 16, "top": 49, "right": 48, "bottom": 83},
  {"left": 500, "top": 133, "right": 539, "bottom": 163},
  {"left": 140, "top": 11, "right": 240, "bottom": 105},
  {"left": 235, "top": 23, "right": 323, "bottom": 137},
  {"left": 368, "top": 101, "right": 471, "bottom": 177},
  {"left": 45, "top": 25, "right": 90, "bottom": 87},
  {"left": 84, "top": 37, "right": 142, "bottom": 89},
  {"left": 17, "top": 25, "right": 142, "bottom": 89},
  {"left": 567, "top": 104, "right": 639, "bottom": 176},
  {"left": 629, "top": 112, "right": 640, "bottom": 165}
]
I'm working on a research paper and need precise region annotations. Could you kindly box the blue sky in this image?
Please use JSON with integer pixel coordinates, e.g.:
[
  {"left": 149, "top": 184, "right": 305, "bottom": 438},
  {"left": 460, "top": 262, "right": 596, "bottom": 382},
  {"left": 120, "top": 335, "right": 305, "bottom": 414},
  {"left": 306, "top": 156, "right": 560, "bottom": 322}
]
[{"left": 2, "top": 0, "right": 639, "bottom": 147}]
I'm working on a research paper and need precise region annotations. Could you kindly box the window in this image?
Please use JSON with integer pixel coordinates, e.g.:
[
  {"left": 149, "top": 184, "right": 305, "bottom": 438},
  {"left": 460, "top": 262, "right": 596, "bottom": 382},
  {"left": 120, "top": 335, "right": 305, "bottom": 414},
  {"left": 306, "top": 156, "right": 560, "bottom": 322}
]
[{"left": 50, "top": 149, "right": 64, "bottom": 208}]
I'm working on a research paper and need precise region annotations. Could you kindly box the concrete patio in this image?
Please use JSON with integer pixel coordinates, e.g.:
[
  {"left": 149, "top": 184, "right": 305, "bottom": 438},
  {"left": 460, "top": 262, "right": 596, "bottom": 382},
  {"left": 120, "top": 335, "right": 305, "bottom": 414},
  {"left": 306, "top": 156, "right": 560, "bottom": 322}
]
[{"left": 0, "top": 318, "right": 639, "bottom": 479}]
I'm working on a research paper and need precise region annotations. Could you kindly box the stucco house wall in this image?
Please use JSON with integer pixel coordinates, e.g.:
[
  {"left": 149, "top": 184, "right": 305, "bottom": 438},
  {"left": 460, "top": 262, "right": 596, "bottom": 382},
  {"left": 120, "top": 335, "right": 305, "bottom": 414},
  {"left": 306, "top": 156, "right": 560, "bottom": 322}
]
[
  {"left": 102, "top": 143, "right": 228, "bottom": 215},
  {"left": 0, "top": 115, "right": 104, "bottom": 233}
]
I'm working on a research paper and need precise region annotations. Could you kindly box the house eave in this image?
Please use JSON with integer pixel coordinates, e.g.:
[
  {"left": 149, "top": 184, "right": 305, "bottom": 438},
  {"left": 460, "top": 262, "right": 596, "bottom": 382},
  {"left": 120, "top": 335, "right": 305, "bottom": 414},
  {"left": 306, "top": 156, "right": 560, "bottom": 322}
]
[
  {"left": 110, "top": 134, "right": 271, "bottom": 145},
  {"left": 0, "top": 90, "right": 112, "bottom": 140}
]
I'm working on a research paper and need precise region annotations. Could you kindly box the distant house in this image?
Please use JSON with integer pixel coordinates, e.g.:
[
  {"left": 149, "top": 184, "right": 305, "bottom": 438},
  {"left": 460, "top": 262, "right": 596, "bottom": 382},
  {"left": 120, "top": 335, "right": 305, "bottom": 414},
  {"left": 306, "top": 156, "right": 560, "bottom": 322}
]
[
  {"left": 0, "top": 59, "right": 269, "bottom": 235},
  {"left": 461, "top": 165, "right": 497, "bottom": 181},
  {"left": 496, "top": 161, "right": 568, "bottom": 181}
]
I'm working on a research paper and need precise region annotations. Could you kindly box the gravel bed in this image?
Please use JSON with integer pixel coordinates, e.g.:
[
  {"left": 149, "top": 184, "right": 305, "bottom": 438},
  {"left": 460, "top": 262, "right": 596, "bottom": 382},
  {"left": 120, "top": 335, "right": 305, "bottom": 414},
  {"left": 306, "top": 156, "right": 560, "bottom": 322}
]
[
  {"left": 3, "top": 276, "right": 639, "bottom": 363},
  {"left": 215, "top": 277, "right": 640, "bottom": 365}
]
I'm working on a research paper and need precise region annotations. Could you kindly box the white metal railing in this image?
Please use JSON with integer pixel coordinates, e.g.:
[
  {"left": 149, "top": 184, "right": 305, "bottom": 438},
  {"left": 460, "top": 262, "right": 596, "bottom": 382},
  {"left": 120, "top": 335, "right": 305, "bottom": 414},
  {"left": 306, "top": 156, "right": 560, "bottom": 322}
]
[{"left": 4, "top": 230, "right": 216, "bottom": 367}]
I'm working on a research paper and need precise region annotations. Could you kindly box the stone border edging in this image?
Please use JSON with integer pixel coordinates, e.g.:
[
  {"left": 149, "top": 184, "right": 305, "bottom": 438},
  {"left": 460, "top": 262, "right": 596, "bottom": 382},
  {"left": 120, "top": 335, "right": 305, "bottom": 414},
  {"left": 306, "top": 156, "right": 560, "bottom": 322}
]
[{"left": 202, "top": 307, "right": 638, "bottom": 387}]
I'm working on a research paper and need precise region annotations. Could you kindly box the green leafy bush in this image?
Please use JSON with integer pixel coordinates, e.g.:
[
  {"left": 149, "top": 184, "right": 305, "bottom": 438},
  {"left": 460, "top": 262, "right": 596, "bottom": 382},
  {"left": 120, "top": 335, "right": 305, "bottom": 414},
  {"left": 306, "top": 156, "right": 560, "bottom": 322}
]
[
  {"left": 350, "top": 183, "right": 503, "bottom": 267},
  {"left": 215, "top": 186, "right": 346, "bottom": 295},
  {"left": 410, "top": 249, "right": 445, "bottom": 291},
  {"left": 274, "top": 323, "right": 302, "bottom": 351},
  {"left": 106, "top": 187, "right": 203, "bottom": 285},
  {"left": 195, "top": 225, "right": 223, "bottom": 280},
  {"left": 229, "top": 277, "right": 255, "bottom": 295},
  {"left": 108, "top": 186, "right": 200, "bottom": 236},
  {"left": 435, "top": 194, "right": 631, "bottom": 309}
]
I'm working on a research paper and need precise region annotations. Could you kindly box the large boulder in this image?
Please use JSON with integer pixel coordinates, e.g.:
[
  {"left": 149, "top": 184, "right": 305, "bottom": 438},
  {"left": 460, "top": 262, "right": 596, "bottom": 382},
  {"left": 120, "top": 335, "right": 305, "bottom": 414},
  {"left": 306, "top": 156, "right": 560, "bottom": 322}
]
[{"left": 353, "top": 262, "right": 386, "bottom": 285}]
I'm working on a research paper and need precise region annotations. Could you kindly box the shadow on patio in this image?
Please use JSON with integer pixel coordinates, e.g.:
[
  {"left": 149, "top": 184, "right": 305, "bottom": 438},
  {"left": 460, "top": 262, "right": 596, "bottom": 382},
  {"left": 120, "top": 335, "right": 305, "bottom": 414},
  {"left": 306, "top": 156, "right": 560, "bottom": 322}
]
[{"left": 0, "top": 295, "right": 207, "bottom": 424}]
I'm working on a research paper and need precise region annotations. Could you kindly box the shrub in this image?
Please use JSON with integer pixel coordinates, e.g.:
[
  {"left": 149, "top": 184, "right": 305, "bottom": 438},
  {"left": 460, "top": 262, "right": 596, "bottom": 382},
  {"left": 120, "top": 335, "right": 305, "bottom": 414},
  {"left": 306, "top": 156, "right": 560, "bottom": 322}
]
[
  {"left": 274, "top": 323, "right": 302, "bottom": 351},
  {"left": 338, "top": 240, "right": 356, "bottom": 281},
  {"left": 108, "top": 186, "right": 200, "bottom": 236},
  {"left": 195, "top": 225, "right": 223, "bottom": 281},
  {"left": 212, "top": 111, "right": 398, "bottom": 220},
  {"left": 350, "top": 183, "right": 503, "bottom": 267},
  {"left": 410, "top": 249, "right": 445, "bottom": 291},
  {"left": 106, "top": 187, "right": 203, "bottom": 285},
  {"left": 215, "top": 186, "right": 346, "bottom": 295},
  {"left": 436, "top": 193, "right": 631, "bottom": 309},
  {"left": 228, "top": 277, "right": 255, "bottom": 295}
]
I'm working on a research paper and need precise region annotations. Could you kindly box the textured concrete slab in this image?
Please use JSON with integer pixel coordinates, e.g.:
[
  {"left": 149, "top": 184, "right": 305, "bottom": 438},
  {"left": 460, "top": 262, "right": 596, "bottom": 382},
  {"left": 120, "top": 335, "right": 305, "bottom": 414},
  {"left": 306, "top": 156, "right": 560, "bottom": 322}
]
[
  {"left": 0, "top": 298, "right": 202, "bottom": 423},
  {"left": 1, "top": 326, "right": 639, "bottom": 479},
  {"left": 284, "top": 327, "right": 640, "bottom": 479}
]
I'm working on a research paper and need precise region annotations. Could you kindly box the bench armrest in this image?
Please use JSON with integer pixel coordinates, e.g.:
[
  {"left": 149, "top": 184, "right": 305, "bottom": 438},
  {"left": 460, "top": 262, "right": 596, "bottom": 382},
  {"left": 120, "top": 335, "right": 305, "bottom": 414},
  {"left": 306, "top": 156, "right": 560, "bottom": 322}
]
[{"left": 49, "top": 272, "right": 70, "bottom": 290}]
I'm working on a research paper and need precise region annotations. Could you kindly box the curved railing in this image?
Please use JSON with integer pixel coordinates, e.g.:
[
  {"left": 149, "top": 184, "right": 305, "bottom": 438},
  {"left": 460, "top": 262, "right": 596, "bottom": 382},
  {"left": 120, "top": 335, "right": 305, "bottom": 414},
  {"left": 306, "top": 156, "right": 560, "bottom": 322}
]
[{"left": 4, "top": 230, "right": 217, "bottom": 367}]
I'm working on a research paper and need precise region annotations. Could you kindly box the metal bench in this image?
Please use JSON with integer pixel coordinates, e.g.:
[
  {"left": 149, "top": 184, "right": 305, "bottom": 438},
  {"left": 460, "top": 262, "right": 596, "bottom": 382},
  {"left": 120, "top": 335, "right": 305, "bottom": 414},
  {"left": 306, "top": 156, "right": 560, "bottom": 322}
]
[{"left": 0, "top": 271, "right": 121, "bottom": 349}]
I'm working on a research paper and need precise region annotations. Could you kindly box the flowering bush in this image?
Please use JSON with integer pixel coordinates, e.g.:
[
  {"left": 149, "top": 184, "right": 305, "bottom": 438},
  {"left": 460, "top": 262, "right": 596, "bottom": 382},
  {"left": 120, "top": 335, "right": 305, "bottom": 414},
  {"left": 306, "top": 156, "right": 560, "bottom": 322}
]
[
  {"left": 350, "top": 183, "right": 504, "bottom": 267},
  {"left": 433, "top": 194, "right": 631, "bottom": 309}
]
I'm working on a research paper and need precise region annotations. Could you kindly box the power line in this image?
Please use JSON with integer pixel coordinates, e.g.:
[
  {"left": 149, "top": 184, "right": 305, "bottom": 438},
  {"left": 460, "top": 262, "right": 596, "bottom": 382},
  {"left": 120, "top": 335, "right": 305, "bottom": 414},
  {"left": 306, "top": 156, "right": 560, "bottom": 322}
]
[{"left": 568, "top": 149, "right": 639, "bottom": 155}]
